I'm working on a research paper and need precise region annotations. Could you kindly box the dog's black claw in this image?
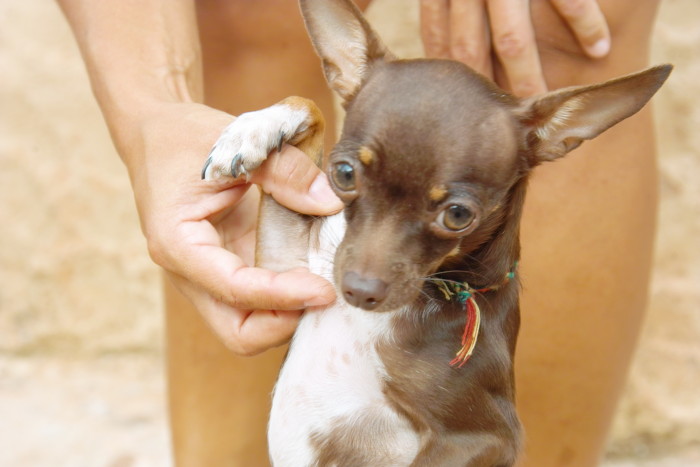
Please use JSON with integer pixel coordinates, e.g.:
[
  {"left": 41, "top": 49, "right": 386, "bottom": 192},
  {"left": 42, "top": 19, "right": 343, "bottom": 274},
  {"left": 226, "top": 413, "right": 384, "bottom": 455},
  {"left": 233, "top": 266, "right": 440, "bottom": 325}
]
[
  {"left": 277, "top": 130, "right": 285, "bottom": 153},
  {"left": 231, "top": 153, "right": 244, "bottom": 178},
  {"left": 201, "top": 156, "right": 213, "bottom": 180}
]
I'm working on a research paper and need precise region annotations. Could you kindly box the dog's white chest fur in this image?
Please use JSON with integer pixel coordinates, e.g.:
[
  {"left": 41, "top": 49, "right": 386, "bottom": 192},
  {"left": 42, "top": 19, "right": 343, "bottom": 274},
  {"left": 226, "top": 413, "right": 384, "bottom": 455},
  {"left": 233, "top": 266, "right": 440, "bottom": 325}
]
[{"left": 268, "top": 213, "right": 419, "bottom": 466}]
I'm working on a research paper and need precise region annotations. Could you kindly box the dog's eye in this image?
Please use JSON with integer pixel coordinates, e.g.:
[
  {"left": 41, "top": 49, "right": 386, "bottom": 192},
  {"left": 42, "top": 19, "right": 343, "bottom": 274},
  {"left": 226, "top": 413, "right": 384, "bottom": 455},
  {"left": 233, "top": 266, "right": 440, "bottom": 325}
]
[
  {"left": 439, "top": 205, "right": 475, "bottom": 231},
  {"left": 332, "top": 162, "right": 356, "bottom": 191}
]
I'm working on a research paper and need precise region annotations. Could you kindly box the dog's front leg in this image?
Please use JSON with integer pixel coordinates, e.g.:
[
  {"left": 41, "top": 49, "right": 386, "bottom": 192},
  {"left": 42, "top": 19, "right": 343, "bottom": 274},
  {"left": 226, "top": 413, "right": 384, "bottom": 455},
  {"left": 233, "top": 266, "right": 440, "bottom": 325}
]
[{"left": 202, "top": 96, "right": 326, "bottom": 271}]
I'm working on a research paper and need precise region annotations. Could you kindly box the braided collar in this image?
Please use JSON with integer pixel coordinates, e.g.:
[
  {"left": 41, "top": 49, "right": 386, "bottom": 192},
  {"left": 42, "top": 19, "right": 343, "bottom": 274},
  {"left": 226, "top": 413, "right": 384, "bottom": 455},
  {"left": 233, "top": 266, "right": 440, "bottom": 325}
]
[{"left": 435, "top": 262, "right": 518, "bottom": 368}]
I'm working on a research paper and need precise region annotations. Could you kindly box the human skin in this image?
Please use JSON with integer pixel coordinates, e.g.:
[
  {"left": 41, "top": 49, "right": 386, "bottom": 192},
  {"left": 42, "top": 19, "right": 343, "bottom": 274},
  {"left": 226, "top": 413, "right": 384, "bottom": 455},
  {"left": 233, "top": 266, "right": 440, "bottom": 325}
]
[
  {"left": 58, "top": 0, "right": 661, "bottom": 465},
  {"left": 419, "top": 0, "right": 611, "bottom": 96},
  {"left": 56, "top": 0, "right": 346, "bottom": 358}
]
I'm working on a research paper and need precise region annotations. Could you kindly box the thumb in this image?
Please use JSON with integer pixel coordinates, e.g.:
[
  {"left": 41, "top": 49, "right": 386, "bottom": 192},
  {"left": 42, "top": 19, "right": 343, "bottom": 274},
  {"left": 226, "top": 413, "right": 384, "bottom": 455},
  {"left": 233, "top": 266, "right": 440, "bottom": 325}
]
[{"left": 251, "top": 144, "right": 344, "bottom": 216}]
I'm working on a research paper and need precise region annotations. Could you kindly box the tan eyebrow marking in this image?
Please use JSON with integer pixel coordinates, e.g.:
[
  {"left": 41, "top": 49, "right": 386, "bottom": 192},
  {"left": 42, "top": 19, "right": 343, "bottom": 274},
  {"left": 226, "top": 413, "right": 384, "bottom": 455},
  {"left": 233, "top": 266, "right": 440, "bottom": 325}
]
[
  {"left": 358, "top": 146, "right": 375, "bottom": 166},
  {"left": 429, "top": 185, "right": 448, "bottom": 202}
]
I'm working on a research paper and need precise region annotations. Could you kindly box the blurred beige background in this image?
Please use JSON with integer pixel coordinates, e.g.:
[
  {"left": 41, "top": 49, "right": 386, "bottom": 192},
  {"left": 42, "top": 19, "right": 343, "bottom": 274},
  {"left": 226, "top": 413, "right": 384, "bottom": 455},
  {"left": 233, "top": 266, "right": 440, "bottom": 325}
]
[{"left": 1, "top": 0, "right": 698, "bottom": 465}]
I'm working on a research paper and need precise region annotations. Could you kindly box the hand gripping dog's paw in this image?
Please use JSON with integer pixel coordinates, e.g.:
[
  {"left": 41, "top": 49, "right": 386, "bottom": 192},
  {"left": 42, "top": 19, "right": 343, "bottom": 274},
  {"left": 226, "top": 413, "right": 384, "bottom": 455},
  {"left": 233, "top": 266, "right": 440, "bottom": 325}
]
[{"left": 201, "top": 99, "right": 317, "bottom": 181}]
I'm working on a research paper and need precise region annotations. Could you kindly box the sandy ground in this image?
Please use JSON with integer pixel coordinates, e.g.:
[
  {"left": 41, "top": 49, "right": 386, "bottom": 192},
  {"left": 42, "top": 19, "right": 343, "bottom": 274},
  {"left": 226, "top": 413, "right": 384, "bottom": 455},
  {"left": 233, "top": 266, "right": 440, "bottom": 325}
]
[{"left": 1, "top": 0, "right": 699, "bottom": 465}]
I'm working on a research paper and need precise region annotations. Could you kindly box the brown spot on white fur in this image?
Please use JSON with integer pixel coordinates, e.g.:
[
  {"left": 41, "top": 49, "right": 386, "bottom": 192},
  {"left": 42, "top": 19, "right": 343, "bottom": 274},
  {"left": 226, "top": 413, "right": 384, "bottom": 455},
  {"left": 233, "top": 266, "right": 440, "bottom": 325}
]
[
  {"left": 283, "top": 95, "right": 325, "bottom": 122},
  {"left": 278, "top": 96, "right": 326, "bottom": 167},
  {"left": 310, "top": 410, "right": 418, "bottom": 466}
]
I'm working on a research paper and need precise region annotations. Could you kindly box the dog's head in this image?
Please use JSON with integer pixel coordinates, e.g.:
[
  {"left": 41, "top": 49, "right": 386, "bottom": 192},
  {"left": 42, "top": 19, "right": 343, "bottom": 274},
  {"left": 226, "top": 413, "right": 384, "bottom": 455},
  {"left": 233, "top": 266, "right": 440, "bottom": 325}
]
[{"left": 301, "top": 0, "right": 670, "bottom": 312}]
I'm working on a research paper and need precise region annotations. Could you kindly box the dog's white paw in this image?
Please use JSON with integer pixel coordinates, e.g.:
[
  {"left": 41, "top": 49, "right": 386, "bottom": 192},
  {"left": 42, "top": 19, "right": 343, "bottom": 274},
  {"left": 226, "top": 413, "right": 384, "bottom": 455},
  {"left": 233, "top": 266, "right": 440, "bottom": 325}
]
[{"left": 202, "top": 104, "right": 311, "bottom": 181}]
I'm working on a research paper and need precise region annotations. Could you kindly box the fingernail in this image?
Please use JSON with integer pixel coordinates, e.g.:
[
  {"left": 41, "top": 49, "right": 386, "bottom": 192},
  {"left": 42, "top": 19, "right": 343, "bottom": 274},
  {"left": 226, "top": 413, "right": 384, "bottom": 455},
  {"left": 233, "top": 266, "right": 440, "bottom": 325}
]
[
  {"left": 588, "top": 38, "right": 610, "bottom": 58},
  {"left": 309, "top": 174, "right": 343, "bottom": 209}
]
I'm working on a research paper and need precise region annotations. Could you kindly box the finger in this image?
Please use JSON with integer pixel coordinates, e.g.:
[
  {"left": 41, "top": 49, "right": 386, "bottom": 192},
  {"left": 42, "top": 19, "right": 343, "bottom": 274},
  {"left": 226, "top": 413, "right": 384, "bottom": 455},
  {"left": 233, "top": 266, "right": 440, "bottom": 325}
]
[
  {"left": 230, "top": 265, "right": 337, "bottom": 310},
  {"left": 487, "top": 0, "right": 547, "bottom": 97},
  {"left": 145, "top": 183, "right": 256, "bottom": 266},
  {"left": 186, "top": 182, "right": 251, "bottom": 221},
  {"left": 235, "top": 308, "right": 303, "bottom": 355},
  {"left": 169, "top": 273, "right": 303, "bottom": 356},
  {"left": 250, "top": 145, "right": 344, "bottom": 216},
  {"left": 206, "top": 302, "right": 303, "bottom": 356},
  {"left": 449, "top": 0, "right": 493, "bottom": 79},
  {"left": 420, "top": 0, "right": 450, "bottom": 58},
  {"left": 550, "top": 0, "right": 610, "bottom": 58},
  {"left": 179, "top": 239, "right": 336, "bottom": 310}
]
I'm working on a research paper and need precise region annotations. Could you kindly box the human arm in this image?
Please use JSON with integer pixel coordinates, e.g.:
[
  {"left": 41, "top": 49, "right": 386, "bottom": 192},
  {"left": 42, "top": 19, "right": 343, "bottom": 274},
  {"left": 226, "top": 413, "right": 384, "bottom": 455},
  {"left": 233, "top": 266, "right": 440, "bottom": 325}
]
[{"left": 56, "top": 0, "right": 343, "bottom": 355}]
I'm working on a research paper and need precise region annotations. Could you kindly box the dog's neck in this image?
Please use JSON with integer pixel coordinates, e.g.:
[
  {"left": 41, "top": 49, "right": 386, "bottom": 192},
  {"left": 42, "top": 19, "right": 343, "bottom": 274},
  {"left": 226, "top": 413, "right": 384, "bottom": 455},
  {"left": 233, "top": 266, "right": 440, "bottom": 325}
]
[{"left": 438, "top": 177, "right": 526, "bottom": 290}]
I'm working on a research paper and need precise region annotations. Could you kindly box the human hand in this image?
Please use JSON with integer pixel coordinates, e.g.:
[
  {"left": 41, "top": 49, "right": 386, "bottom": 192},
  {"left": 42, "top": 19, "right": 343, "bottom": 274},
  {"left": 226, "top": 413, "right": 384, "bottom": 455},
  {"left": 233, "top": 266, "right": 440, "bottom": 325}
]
[
  {"left": 419, "top": 0, "right": 611, "bottom": 96},
  {"left": 131, "top": 102, "right": 343, "bottom": 356}
]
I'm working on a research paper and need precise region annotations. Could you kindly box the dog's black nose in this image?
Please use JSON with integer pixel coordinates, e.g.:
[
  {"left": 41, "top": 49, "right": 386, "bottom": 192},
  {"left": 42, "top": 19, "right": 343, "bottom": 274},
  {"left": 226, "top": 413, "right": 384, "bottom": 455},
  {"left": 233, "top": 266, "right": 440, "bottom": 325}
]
[{"left": 342, "top": 271, "right": 388, "bottom": 310}]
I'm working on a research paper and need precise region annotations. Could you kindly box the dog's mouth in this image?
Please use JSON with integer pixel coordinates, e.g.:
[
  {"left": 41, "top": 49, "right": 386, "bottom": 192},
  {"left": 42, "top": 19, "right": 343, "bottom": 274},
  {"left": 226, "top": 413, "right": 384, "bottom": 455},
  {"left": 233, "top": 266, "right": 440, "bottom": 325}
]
[{"left": 331, "top": 220, "right": 449, "bottom": 312}]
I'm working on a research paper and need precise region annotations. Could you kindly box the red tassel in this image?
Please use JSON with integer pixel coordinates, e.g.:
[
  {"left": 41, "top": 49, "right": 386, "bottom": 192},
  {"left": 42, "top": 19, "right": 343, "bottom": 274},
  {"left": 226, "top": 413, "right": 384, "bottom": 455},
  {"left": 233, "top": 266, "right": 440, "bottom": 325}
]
[
  {"left": 449, "top": 297, "right": 481, "bottom": 368},
  {"left": 442, "top": 262, "right": 517, "bottom": 368}
]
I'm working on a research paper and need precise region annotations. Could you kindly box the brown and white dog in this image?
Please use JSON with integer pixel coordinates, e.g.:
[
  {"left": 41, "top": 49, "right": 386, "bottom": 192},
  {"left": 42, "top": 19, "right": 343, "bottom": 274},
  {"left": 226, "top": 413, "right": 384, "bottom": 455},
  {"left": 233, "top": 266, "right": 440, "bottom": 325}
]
[{"left": 202, "top": 1, "right": 671, "bottom": 465}]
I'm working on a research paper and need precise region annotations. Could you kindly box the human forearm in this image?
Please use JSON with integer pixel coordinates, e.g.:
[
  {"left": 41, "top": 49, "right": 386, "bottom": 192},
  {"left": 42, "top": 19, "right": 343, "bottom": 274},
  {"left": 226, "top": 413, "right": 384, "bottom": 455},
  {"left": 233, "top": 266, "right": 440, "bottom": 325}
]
[
  {"left": 56, "top": 0, "right": 203, "bottom": 164},
  {"left": 57, "top": 0, "right": 345, "bottom": 356}
]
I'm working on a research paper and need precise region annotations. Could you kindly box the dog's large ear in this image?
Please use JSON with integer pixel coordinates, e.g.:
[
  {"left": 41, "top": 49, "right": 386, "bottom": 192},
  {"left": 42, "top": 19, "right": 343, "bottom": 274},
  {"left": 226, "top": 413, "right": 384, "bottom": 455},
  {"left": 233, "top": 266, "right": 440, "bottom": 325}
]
[
  {"left": 518, "top": 64, "right": 672, "bottom": 166},
  {"left": 300, "top": 0, "right": 395, "bottom": 104}
]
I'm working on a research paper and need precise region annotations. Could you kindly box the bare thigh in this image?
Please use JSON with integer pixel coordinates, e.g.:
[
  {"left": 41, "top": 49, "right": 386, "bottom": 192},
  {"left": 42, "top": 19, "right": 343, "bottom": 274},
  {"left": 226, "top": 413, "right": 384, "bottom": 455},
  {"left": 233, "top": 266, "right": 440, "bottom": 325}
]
[{"left": 515, "top": 1, "right": 661, "bottom": 466}]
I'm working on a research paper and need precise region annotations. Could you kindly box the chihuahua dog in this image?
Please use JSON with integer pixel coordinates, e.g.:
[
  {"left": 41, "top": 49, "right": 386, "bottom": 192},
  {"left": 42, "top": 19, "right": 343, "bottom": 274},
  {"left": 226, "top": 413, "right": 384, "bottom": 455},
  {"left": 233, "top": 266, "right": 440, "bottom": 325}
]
[{"left": 202, "top": 0, "right": 670, "bottom": 465}]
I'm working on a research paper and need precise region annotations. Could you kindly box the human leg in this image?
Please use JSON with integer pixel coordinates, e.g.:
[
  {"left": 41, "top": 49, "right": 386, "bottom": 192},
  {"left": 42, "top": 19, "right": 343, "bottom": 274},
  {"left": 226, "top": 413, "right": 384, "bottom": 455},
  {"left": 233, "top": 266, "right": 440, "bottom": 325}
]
[
  {"left": 165, "top": 279, "right": 288, "bottom": 466},
  {"left": 515, "top": 1, "right": 662, "bottom": 466},
  {"left": 165, "top": 1, "right": 375, "bottom": 465}
]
